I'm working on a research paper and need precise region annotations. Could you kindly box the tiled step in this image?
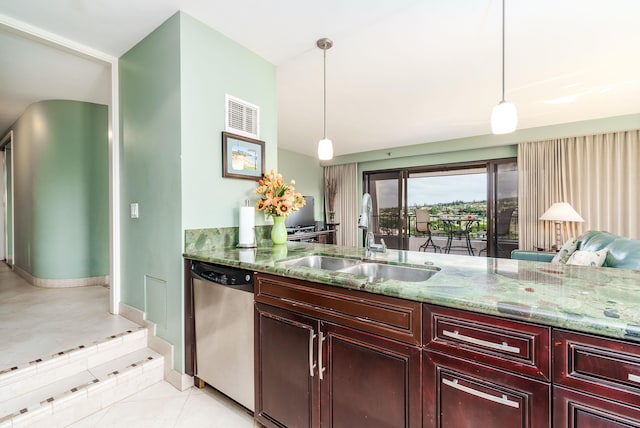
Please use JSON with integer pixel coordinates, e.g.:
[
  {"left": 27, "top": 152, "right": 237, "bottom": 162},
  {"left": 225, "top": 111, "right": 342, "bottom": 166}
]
[
  {"left": 0, "top": 327, "right": 148, "bottom": 403},
  {"left": 0, "top": 328, "right": 164, "bottom": 427}
]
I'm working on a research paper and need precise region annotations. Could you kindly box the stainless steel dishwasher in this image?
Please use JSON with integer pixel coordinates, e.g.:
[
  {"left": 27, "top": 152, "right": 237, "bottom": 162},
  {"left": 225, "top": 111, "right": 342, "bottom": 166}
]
[{"left": 191, "top": 261, "right": 254, "bottom": 411}]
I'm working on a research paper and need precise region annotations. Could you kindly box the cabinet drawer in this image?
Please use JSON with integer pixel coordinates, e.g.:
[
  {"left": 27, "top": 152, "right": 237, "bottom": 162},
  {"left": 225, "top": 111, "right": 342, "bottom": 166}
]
[
  {"left": 554, "top": 386, "right": 640, "bottom": 427},
  {"left": 255, "top": 273, "right": 422, "bottom": 345},
  {"left": 554, "top": 329, "right": 640, "bottom": 408},
  {"left": 424, "top": 304, "right": 551, "bottom": 380},
  {"left": 424, "top": 350, "right": 551, "bottom": 428}
]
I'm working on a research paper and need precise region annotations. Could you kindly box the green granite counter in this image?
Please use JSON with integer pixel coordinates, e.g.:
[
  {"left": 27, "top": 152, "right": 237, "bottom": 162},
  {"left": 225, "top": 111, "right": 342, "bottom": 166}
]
[{"left": 184, "top": 228, "right": 640, "bottom": 343}]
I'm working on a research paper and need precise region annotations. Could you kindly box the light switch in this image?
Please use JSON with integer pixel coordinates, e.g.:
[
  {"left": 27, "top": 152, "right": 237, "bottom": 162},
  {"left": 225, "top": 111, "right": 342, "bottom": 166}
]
[{"left": 130, "top": 203, "right": 139, "bottom": 218}]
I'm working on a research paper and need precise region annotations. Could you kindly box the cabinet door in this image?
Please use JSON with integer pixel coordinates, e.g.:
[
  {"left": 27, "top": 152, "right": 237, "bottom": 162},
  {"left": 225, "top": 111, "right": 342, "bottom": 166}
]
[
  {"left": 554, "top": 386, "right": 640, "bottom": 427},
  {"left": 424, "top": 350, "right": 550, "bottom": 428},
  {"left": 553, "top": 329, "right": 640, "bottom": 409},
  {"left": 321, "top": 322, "right": 421, "bottom": 428},
  {"left": 255, "top": 303, "right": 320, "bottom": 428}
]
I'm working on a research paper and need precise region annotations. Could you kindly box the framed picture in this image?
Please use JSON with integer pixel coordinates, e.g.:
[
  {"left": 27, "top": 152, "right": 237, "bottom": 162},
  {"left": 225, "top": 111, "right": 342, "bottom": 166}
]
[{"left": 222, "top": 132, "right": 265, "bottom": 181}]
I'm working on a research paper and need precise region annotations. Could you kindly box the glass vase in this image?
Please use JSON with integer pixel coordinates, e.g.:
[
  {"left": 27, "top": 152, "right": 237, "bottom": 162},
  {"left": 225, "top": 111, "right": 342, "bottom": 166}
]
[{"left": 271, "top": 216, "right": 287, "bottom": 245}]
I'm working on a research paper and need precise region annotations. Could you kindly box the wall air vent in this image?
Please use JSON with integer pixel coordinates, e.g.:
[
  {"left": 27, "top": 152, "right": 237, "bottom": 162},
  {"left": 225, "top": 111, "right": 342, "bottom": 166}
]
[{"left": 225, "top": 94, "right": 260, "bottom": 139}]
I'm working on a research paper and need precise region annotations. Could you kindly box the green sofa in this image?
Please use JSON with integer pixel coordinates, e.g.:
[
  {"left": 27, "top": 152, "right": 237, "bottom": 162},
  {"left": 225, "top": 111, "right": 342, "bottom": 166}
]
[{"left": 511, "top": 231, "right": 640, "bottom": 270}]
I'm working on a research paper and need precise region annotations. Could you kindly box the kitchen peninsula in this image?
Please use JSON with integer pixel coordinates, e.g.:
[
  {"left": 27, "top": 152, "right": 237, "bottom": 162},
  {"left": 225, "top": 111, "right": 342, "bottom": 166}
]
[{"left": 184, "top": 228, "right": 640, "bottom": 427}]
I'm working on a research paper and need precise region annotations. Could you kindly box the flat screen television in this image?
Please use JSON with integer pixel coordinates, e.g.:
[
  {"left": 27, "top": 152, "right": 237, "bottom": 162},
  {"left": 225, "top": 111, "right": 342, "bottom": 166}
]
[{"left": 285, "top": 196, "right": 315, "bottom": 230}]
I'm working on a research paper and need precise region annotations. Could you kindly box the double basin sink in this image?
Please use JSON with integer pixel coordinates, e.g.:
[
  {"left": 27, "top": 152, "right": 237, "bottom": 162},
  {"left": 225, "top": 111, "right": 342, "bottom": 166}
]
[{"left": 282, "top": 255, "right": 439, "bottom": 284}]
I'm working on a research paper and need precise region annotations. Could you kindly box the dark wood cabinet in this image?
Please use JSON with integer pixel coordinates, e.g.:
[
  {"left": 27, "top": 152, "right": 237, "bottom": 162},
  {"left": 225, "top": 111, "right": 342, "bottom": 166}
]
[
  {"left": 424, "top": 304, "right": 551, "bottom": 381},
  {"left": 423, "top": 304, "right": 551, "bottom": 428},
  {"left": 553, "top": 329, "right": 640, "bottom": 427},
  {"left": 424, "top": 350, "right": 550, "bottom": 428},
  {"left": 554, "top": 386, "right": 640, "bottom": 427},
  {"left": 255, "top": 303, "right": 320, "bottom": 428},
  {"left": 254, "top": 273, "right": 421, "bottom": 428},
  {"left": 247, "top": 272, "right": 640, "bottom": 428},
  {"left": 321, "top": 322, "right": 421, "bottom": 428},
  {"left": 255, "top": 273, "right": 422, "bottom": 345}
]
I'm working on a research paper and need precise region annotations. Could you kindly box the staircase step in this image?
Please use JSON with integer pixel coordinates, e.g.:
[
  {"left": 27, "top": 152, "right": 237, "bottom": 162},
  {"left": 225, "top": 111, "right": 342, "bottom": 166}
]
[
  {"left": 0, "top": 326, "right": 165, "bottom": 427},
  {"left": 0, "top": 347, "right": 164, "bottom": 427},
  {"left": 0, "top": 327, "right": 147, "bottom": 403}
]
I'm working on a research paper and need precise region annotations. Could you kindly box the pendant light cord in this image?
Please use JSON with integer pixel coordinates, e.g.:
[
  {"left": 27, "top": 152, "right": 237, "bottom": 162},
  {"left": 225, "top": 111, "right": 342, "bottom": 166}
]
[
  {"left": 323, "top": 47, "right": 327, "bottom": 139},
  {"left": 316, "top": 37, "right": 333, "bottom": 159},
  {"left": 501, "top": 0, "right": 506, "bottom": 102}
]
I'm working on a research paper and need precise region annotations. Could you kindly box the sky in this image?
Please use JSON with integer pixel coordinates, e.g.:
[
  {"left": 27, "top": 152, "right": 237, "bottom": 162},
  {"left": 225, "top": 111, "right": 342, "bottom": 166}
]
[
  {"left": 408, "top": 174, "right": 487, "bottom": 206},
  {"left": 375, "top": 173, "right": 487, "bottom": 208}
]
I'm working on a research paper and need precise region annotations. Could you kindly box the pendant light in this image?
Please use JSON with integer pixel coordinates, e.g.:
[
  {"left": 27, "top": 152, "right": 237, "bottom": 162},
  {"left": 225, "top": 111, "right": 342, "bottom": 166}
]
[
  {"left": 491, "top": 0, "right": 517, "bottom": 134},
  {"left": 317, "top": 38, "right": 334, "bottom": 160}
]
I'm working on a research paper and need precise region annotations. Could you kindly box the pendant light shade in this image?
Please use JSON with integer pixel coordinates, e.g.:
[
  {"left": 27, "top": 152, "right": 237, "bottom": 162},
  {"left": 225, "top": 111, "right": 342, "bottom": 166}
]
[
  {"left": 317, "top": 38, "right": 333, "bottom": 160},
  {"left": 318, "top": 138, "right": 333, "bottom": 160},
  {"left": 492, "top": 0, "right": 517, "bottom": 135},
  {"left": 491, "top": 100, "right": 517, "bottom": 134}
]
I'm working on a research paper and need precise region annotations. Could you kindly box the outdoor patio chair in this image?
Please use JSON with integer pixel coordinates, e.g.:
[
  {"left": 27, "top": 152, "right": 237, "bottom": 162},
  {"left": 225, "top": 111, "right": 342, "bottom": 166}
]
[
  {"left": 479, "top": 207, "right": 515, "bottom": 257},
  {"left": 415, "top": 208, "right": 439, "bottom": 252}
]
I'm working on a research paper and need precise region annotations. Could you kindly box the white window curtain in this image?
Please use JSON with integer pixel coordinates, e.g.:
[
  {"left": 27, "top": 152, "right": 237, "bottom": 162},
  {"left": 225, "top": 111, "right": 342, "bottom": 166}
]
[
  {"left": 324, "top": 163, "right": 358, "bottom": 247},
  {"left": 518, "top": 130, "right": 640, "bottom": 250}
]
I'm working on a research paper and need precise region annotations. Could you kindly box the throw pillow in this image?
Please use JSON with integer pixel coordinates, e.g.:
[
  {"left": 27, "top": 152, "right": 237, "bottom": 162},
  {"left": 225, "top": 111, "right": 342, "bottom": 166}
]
[
  {"left": 566, "top": 249, "right": 608, "bottom": 267},
  {"left": 551, "top": 238, "right": 579, "bottom": 264}
]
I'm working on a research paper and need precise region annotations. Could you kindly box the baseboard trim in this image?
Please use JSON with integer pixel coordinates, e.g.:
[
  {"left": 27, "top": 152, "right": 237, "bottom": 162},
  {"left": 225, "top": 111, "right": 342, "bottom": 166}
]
[
  {"left": 119, "top": 302, "right": 192, "bottom": 391},
  {"left": 13, "top": 265, "right": 109, "bottom": 288}
]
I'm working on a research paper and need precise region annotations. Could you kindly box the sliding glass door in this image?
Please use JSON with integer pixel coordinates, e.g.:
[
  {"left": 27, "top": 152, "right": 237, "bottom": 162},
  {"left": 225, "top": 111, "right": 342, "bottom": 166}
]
[
  {"left": 363, "top": 158, "right": 518, "bottom": 258},
  {"left": 363, "top": 170, "right": 407, "bottom": 250},
  {"left": 487, "top": 159, "right": 518, "bottom": 258},
  {"left": 407, "top": 166, "right": 488, "bottom": 255}
]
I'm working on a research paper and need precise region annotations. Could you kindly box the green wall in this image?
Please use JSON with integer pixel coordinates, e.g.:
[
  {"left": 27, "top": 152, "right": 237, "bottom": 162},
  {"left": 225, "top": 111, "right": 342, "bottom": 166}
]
[
  {"left": 278, "top": 148, "right": 324, "bottom": 221},
  {"left": 119, "top": 12, "right": 277, "bottom": 372},
  {"left": 180, "top": 13, "right": 277, "bottom": 229},
  {"left": 119, "top": 13, "right": 183, "bottom": 369},
  {"left": 10, "top": 100, "right": 109, "bottom": 278}
]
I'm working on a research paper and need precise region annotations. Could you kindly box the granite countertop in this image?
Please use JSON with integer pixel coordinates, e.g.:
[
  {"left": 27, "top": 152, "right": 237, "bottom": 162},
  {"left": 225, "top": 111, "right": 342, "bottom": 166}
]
[{"left": 184, "top": 232, "right": 640, "bottom": 343}]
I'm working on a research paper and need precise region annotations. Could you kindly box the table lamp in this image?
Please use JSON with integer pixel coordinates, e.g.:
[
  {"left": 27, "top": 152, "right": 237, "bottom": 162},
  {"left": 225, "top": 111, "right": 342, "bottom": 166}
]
[{"left": 539, "top": 202, "right": 584, "bottom": 250}]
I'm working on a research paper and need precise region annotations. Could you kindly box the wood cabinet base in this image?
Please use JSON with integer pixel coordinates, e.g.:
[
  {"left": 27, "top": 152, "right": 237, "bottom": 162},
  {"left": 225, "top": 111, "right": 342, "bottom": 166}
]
[
  {"left": 554, "top": 386, "right": 640, "bottom": 427},
  {"left": 423, "top": 350, "right": 550, "bottom": 428}
]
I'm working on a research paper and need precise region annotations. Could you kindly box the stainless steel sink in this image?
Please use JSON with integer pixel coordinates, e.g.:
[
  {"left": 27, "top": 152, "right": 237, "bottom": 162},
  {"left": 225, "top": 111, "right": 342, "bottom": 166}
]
[
  {"left": 282, "top": 255, "right": 361, "bottom": 271},
  {"left": 282, "top": 255, "right": 438, "bottom": 283},
  {"left": 338, "top": 263, "right": 439, "bottom": 283}
]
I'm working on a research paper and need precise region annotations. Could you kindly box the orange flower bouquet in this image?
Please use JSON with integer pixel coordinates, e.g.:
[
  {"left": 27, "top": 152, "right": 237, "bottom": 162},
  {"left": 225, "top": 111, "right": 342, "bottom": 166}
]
[{"left": 255, "top": 170, "right": 306, "bottom": 217}]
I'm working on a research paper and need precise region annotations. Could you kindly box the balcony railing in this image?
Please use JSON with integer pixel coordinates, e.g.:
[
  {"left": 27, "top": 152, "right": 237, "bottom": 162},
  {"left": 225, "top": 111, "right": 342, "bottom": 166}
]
[{"left": 372, "top": 210, "right": 519, "bottom": 241}]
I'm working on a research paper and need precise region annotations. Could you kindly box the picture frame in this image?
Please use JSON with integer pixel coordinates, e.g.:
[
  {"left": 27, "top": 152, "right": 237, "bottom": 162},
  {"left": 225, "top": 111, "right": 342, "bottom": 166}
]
[{"left": 222, "top": 132, "right": 265, "bottom": 181}]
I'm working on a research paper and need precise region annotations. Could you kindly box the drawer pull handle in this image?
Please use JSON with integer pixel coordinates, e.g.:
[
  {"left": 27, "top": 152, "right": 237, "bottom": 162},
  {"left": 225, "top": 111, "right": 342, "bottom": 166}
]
[
  {"left": 308, "top": 332, "right": 316, "bottom": 377},
  {"left": 629, "top": 373, "right": 640, "bottom": 384},
  {"left": 443, "top": 329, "right": 520, "bottom": 354},
  {"left": 443, "top": 378, "right": 520, "bottom": 409}
]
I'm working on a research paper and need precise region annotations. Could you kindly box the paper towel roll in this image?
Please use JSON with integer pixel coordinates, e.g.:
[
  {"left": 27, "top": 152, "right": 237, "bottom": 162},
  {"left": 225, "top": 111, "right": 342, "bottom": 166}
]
[{"left": 238, "top": 206, "right": 256, "bottom": 247}]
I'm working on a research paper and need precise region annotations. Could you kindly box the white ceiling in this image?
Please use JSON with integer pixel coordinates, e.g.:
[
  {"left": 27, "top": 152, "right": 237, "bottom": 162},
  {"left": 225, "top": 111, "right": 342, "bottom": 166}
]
[{"left": 1, "top": 0, "right": 639, "bottom": 157}]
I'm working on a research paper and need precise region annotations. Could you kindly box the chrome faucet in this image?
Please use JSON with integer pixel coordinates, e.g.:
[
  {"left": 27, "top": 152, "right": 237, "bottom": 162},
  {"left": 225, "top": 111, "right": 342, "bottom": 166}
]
[{"left": 358, "top": 193, "right": 386, "bottom": 254}]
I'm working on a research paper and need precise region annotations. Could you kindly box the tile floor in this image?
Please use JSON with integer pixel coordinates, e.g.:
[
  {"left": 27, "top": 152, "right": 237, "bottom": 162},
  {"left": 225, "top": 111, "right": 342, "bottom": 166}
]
[
  {"left": 0, "top": 263, "right": 138, "bottom": 368},
  {"left": 68, "top": 381, "right": 256, "bottom": 427},
  {"left": 0, "top": 263, "right": 257, "bottom": 427}
]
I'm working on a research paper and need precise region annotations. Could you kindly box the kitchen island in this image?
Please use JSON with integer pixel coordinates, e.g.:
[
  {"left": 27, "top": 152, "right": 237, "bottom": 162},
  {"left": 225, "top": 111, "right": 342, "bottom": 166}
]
[{"left": 184, "top": 230, "right": 640, "bottom": 427}]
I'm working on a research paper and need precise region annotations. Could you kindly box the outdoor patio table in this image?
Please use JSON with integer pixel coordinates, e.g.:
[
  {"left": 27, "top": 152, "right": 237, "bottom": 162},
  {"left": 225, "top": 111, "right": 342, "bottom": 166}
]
[{"left": 438, "top": 215, "right": 478, "bottom": 256}]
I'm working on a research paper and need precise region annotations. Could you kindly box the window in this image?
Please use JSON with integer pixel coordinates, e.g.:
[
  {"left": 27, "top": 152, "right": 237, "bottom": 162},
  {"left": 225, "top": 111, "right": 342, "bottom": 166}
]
[{"left": 363, "top": 158, "right": 517, "bottom": 258}]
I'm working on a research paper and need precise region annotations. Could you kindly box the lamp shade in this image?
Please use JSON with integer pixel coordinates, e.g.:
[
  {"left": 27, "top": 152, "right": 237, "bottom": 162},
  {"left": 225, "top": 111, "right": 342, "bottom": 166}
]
[
  {"left": 539, "top": 202, "right": 584, "bottom": 222},
  {"left": 318, "top": 138, "right": 333, "bottom": 160},
  {"left": 491, "top": 100, "right": 518, "bottom": 134}
]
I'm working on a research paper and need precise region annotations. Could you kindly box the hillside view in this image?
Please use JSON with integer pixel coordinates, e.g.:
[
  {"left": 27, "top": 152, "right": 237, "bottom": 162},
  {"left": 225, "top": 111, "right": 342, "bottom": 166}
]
[{"left": 377, "top": 199, "right": 518, "bottom": 240}]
